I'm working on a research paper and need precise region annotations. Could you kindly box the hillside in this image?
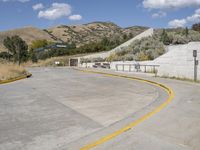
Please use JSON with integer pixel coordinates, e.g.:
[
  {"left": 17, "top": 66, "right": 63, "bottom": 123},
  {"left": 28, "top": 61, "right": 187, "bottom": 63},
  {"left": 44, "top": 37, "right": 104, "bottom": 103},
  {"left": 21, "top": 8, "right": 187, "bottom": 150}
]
[
  {"left": 105, "top": 28, "right": 200, "bottom": 62},
  {"left": 0, "top": 22, "right": 149, "bottom": 52},
  {"left": 45, "top": 22, "right": 149, "bottom": 47},
  {"left": 0, "top": 27, "right": 56, "bottom": 52}
]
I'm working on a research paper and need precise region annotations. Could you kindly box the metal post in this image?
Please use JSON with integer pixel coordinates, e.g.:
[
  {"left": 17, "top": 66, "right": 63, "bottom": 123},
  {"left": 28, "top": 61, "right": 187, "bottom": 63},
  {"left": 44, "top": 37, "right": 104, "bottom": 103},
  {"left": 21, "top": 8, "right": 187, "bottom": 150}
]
[
  {"left": 129, "top": 64, "right": 131, "bottom": 72},
  {"left": 122, "top": 64, "right": 124, "bottom": 72},
  {"left": 193, "top": 50, "right": 198, "bottom": 82},
  {"left": 145, "top": 65, "right": 147, "bottom": 73},
  {"left": 116, "top": 64, "right": 118, "bottom": 71},
  {"left": 153, "top": 66, "right": 156, "bottom": 74}
]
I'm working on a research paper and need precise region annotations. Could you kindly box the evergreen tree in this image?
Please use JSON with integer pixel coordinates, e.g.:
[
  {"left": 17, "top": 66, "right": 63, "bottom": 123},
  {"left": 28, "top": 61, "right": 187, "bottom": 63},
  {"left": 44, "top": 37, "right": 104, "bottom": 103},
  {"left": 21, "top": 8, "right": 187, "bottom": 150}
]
[
  {"left": 29, "top": 48, "right": 38, "bottom": 63},
  {"left": 185, "top": 27, "right": 189, "bottom": 37},
  {"left": 128, "top": 33, "right": 133, "bottom": 39},
  {"left": 3, "top": 35, "right": 28, "bottom": 65},
  {"left": 192, "top": 23, "right": 200, "bottom": 32},
  {"left": 160, "top": 29, "right": 171, "bottom": 45}
]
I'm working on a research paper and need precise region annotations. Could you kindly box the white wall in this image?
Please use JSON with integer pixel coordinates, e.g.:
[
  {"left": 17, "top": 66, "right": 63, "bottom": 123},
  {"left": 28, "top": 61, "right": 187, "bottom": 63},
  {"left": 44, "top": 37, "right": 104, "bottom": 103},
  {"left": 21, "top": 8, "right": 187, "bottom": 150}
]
[{"left": 152, "top": 42, "right": 200, "bottom": 79}]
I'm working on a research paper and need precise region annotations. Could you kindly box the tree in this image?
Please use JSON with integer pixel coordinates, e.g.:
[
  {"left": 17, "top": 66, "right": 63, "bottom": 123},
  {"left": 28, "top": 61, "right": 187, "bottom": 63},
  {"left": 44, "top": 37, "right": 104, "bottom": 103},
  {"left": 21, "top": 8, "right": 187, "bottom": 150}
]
[
  {"left": 123, "top": 34, "right": 128, "bottom": 41},
  {"left": 29, "top": 48, "right": 38, "bottom": 63},
  {"left": 184, "top": 27, "right": 189, "bottom": 37},
  {"left": 101, "top": 37, "right": 110, "bottom": 47},
  {"left": 0, "top": 52, "right": 12, "bottom": 60},
  {"left": 192, "top": 23, "right": 200, "bottom": 32},
  {"left": 3, "top": 35, "right": 28, "bottom": 65},
  {"left": 129, "top": 33, "right": 133, "bottom": 39},
  {"left": 30, "top": 39, "right": 49, "bottom": 49},
  {"left": 160, "top": 29, "right": 171, "bottom": 45}
]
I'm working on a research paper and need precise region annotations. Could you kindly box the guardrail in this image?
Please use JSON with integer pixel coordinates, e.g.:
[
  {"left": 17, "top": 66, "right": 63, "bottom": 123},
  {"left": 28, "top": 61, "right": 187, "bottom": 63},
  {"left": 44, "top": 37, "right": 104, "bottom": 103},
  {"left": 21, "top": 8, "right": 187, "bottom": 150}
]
[{"left": 116, "top": 64, "right": 160, "bottom": 75}]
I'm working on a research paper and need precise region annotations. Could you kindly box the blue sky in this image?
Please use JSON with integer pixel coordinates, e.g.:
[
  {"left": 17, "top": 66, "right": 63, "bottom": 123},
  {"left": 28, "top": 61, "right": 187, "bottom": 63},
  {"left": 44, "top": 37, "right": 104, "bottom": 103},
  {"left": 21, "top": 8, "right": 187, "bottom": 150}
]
[{"left": 1, "top": 0, "right": 200, "bottom": 31}]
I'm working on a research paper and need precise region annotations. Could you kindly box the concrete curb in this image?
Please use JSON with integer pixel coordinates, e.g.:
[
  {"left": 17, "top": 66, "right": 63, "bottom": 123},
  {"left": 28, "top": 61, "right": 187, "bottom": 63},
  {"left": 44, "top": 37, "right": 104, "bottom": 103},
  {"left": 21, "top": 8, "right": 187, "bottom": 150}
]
[{"left": 0, "top": 73, "right": 32, "bottom": 84}]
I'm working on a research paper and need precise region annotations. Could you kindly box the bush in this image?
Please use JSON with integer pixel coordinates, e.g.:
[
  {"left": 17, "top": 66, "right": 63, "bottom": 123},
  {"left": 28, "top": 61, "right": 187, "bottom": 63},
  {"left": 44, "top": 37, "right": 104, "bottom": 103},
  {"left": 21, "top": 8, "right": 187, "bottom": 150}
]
[
  {"left": 30, "top": 39, "right": 51, "bottom": 49},
  {"left": 29, "top": 48, "right": 38, "bottom": 63},
  {"left": 172, "top": 34, "right": 189, "bottom": 44},
  {"left": 106, "top": 36, "right": 165, "bottom": 61},
  {"left": 192, "top": 23, "right": 200, "bottom": 32},
  {"left": 0, "top": 52, "right": 12, "bottom": 60}
]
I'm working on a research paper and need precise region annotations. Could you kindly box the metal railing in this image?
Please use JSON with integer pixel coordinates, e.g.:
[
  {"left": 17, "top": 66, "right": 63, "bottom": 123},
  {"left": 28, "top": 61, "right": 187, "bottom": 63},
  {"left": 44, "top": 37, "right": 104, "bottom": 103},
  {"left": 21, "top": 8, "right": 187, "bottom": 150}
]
[{"left": 116, "top": 64, "right": 160, "bottom": 74}]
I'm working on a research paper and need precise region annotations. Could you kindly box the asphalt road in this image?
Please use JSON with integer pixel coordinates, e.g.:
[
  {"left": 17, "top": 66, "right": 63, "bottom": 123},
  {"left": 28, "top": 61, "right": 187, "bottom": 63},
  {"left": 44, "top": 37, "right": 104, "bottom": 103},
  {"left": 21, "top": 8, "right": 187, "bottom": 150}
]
[{"left": 0, "top": 67, "right": 200, "bottom": 150}]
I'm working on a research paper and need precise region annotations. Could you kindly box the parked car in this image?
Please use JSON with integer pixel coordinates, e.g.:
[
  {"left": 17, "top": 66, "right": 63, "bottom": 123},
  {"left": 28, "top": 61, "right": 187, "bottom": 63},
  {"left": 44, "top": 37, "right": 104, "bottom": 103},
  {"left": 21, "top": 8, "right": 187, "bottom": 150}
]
[
  {"left": 93, "top": 63, "right": 101, "bottom": 68},
  {"left": 101, "top": 63, "right": 110, "bottom": 69}
]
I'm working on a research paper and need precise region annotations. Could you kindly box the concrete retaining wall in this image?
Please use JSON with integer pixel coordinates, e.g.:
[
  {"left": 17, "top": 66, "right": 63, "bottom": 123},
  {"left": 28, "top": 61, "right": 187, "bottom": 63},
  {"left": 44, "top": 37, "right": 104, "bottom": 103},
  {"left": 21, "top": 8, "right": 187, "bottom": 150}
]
[{"left": 153, "top": 42, "right": 200, "bottom": 79}]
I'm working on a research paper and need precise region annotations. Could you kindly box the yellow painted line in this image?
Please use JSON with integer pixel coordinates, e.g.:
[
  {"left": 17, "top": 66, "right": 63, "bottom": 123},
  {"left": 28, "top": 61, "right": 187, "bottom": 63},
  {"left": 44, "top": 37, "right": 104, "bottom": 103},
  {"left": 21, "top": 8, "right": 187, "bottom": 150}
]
[
  {"left": 74, "top": 68, "right": 174, "bottom": 150},
  {"left": 0, "top": 74, "right": 32, "bottom": 84}
]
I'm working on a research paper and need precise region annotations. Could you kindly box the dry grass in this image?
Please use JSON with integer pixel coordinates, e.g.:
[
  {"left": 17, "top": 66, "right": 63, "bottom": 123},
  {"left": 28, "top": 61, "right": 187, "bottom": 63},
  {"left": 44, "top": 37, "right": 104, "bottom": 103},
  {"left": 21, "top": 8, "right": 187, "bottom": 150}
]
[
  {"left": 27, "top": 56, "right": 70, "bottom": 67},
  {"left": 0, "top": 63, "right": 28, "bottom": 81},
  {"left": 0, "top": 27, "right": 55, "bottom": 52},
  {"left": 24, "top": 54, "right": 86, "bottom": 67}
]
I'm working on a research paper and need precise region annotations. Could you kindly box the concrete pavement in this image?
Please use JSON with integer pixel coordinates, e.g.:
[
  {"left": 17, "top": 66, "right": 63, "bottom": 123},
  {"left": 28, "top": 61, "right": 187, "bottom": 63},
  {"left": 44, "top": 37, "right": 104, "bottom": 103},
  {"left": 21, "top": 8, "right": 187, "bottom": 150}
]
[
  {"left": 67, "top": 69, "right": 200, "bottom": 150},
  {"left": 0, "top": 67, "right": 200, "bottom": 150},
  {"left": 0, "top": 67, "right": 161, "bottom": 150}
]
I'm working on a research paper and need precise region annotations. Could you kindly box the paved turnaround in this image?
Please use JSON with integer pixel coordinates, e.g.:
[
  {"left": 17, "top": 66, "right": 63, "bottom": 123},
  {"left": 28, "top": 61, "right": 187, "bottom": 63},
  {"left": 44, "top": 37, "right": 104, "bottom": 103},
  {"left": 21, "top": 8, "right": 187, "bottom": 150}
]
[{"left": 0, "top": 67, "right": 200, "bottom": 150}]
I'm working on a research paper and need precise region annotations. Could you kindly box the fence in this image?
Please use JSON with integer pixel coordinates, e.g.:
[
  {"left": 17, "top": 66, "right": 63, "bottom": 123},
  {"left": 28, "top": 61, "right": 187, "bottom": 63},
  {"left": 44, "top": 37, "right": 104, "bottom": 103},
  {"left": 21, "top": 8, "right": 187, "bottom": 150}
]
[{"left": 115, "top": 64, "right": 160, "bottom": 75}]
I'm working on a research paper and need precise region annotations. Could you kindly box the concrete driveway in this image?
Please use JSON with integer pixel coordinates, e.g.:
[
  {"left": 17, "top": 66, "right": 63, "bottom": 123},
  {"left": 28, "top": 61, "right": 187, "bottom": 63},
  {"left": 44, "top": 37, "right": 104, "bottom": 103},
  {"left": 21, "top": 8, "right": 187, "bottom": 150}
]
[
  {"left": 0, "top": 67, "right": 199, "bottom": 150},
  {"left": 0, "top": 67, "right": 161, "bottom": 150}
]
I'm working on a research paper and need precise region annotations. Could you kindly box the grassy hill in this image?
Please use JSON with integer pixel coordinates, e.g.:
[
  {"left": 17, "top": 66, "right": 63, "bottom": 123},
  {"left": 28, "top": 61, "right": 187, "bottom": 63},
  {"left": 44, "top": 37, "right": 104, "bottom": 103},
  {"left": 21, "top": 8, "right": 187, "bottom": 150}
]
[
  {"left": 0, "top": 27, "right": 56, "bottom": 52},
  {"left": 45, "top": 22, "right": 148, "bottom": 47},
  {"left": 0, "top": 22, "right": 149, "bottom": 52}
]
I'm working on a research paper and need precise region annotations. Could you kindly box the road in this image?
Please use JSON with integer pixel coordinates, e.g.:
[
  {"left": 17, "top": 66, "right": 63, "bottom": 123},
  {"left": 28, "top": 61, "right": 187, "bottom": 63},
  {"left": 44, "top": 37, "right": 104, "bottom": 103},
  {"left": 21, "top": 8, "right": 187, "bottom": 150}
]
[{"left": 0, "top": 67, "right": 200, "bottom": 150}]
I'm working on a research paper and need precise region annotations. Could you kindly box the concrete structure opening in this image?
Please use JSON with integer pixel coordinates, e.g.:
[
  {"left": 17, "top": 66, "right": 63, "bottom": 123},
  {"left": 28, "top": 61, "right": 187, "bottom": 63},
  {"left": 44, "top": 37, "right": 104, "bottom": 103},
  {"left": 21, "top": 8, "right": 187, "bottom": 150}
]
[{"left": 69, "top": 58, "right": 79, "bottom": 66}]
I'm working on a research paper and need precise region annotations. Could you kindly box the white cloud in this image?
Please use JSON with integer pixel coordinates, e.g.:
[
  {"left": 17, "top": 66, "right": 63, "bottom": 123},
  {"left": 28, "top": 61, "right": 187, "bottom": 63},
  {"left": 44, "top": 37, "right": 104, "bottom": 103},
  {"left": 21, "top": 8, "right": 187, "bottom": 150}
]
[
  {"left": 168, "top": 8, "right": 200, "bottom": 28},
  {"left": 69, "top": 14, "right": 82, "bottom": 21},
  {"left": 168, "top": 19, "right": 187, "bottom": 28},
  {"left": 186, "top": 8, "right": 200, "bottom": 22},
  {"left": 1, "top": 0, "right": 30, "bottom": 2},
  {"left": 38, "top": 3, "right": 71, "bottom": 20},
  {"left": 33, "top": 3, "right": 44, "bottom": 11},
  {"left": 152, "top": 11, "right": 166, "bottom": 18},
  {"left": 143, "top": 0, "right": 200, "bottom": 9}
]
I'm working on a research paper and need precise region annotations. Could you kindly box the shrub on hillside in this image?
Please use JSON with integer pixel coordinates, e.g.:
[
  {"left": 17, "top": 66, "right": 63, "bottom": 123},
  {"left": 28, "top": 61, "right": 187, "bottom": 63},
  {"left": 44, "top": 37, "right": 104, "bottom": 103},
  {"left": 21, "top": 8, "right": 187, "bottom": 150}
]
[
  {"left": 171, "top": 34, "right": 190, "bottom": 44},
  {"left": 30, "top": 39, "right": 52, "bottom": 49},
  {"left": 106, "top": 36, "right": 165, "bottom": 61},
  {"left": 192, "top": 23, "right": 200, "bottom": 32}
]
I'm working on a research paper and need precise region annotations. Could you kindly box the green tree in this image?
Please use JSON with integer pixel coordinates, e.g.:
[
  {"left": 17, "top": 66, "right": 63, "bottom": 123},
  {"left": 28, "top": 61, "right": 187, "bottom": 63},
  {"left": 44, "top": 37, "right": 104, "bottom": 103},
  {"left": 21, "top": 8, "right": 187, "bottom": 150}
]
[
  {"left": 192, "top": 23, "right": 200, "bottom": 32},
  {"left": 29, "top": 48, "right": 38, "bottom": 63},
  {"left": 123, "top": 34, "right": 128, "bottom": 41},
  {"left": 3, "top": 35, "right": 28, "bottom": 65},
  {"left": 160, "top": 29, "right": 171, "bottom": 45},
  {"left": 128, "top": 33, "right": 133, "bottom": 39},
  {"left": 101, "top": 37, "right": 110, "bottom": 47},
  {"left": 30, "top": 39, "right": 49, "bottom": 49},
  {"left": 0, "top": 52, "right": 12, "bottom": 60},
  {"left": 185, "top": 27, "right": 189, "bottom": 37}
]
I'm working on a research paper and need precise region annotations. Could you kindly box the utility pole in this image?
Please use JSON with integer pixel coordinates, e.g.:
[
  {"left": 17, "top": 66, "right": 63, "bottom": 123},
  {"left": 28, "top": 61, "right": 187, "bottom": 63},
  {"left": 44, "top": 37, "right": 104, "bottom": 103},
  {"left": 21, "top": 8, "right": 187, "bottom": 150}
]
[{"left": 193, "top": 50, "right": 198, "bottom": 82}]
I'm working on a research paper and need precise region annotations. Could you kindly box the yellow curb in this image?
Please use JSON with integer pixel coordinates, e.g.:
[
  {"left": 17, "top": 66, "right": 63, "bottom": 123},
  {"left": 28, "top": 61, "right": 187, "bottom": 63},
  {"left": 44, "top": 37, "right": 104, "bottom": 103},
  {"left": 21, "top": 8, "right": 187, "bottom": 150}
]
[
  {"left": 74, "top": 68, "right": 174, "bottom": 150},
  {"left": 0, "top": 73, "right": 32, "bottom": 84}
]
